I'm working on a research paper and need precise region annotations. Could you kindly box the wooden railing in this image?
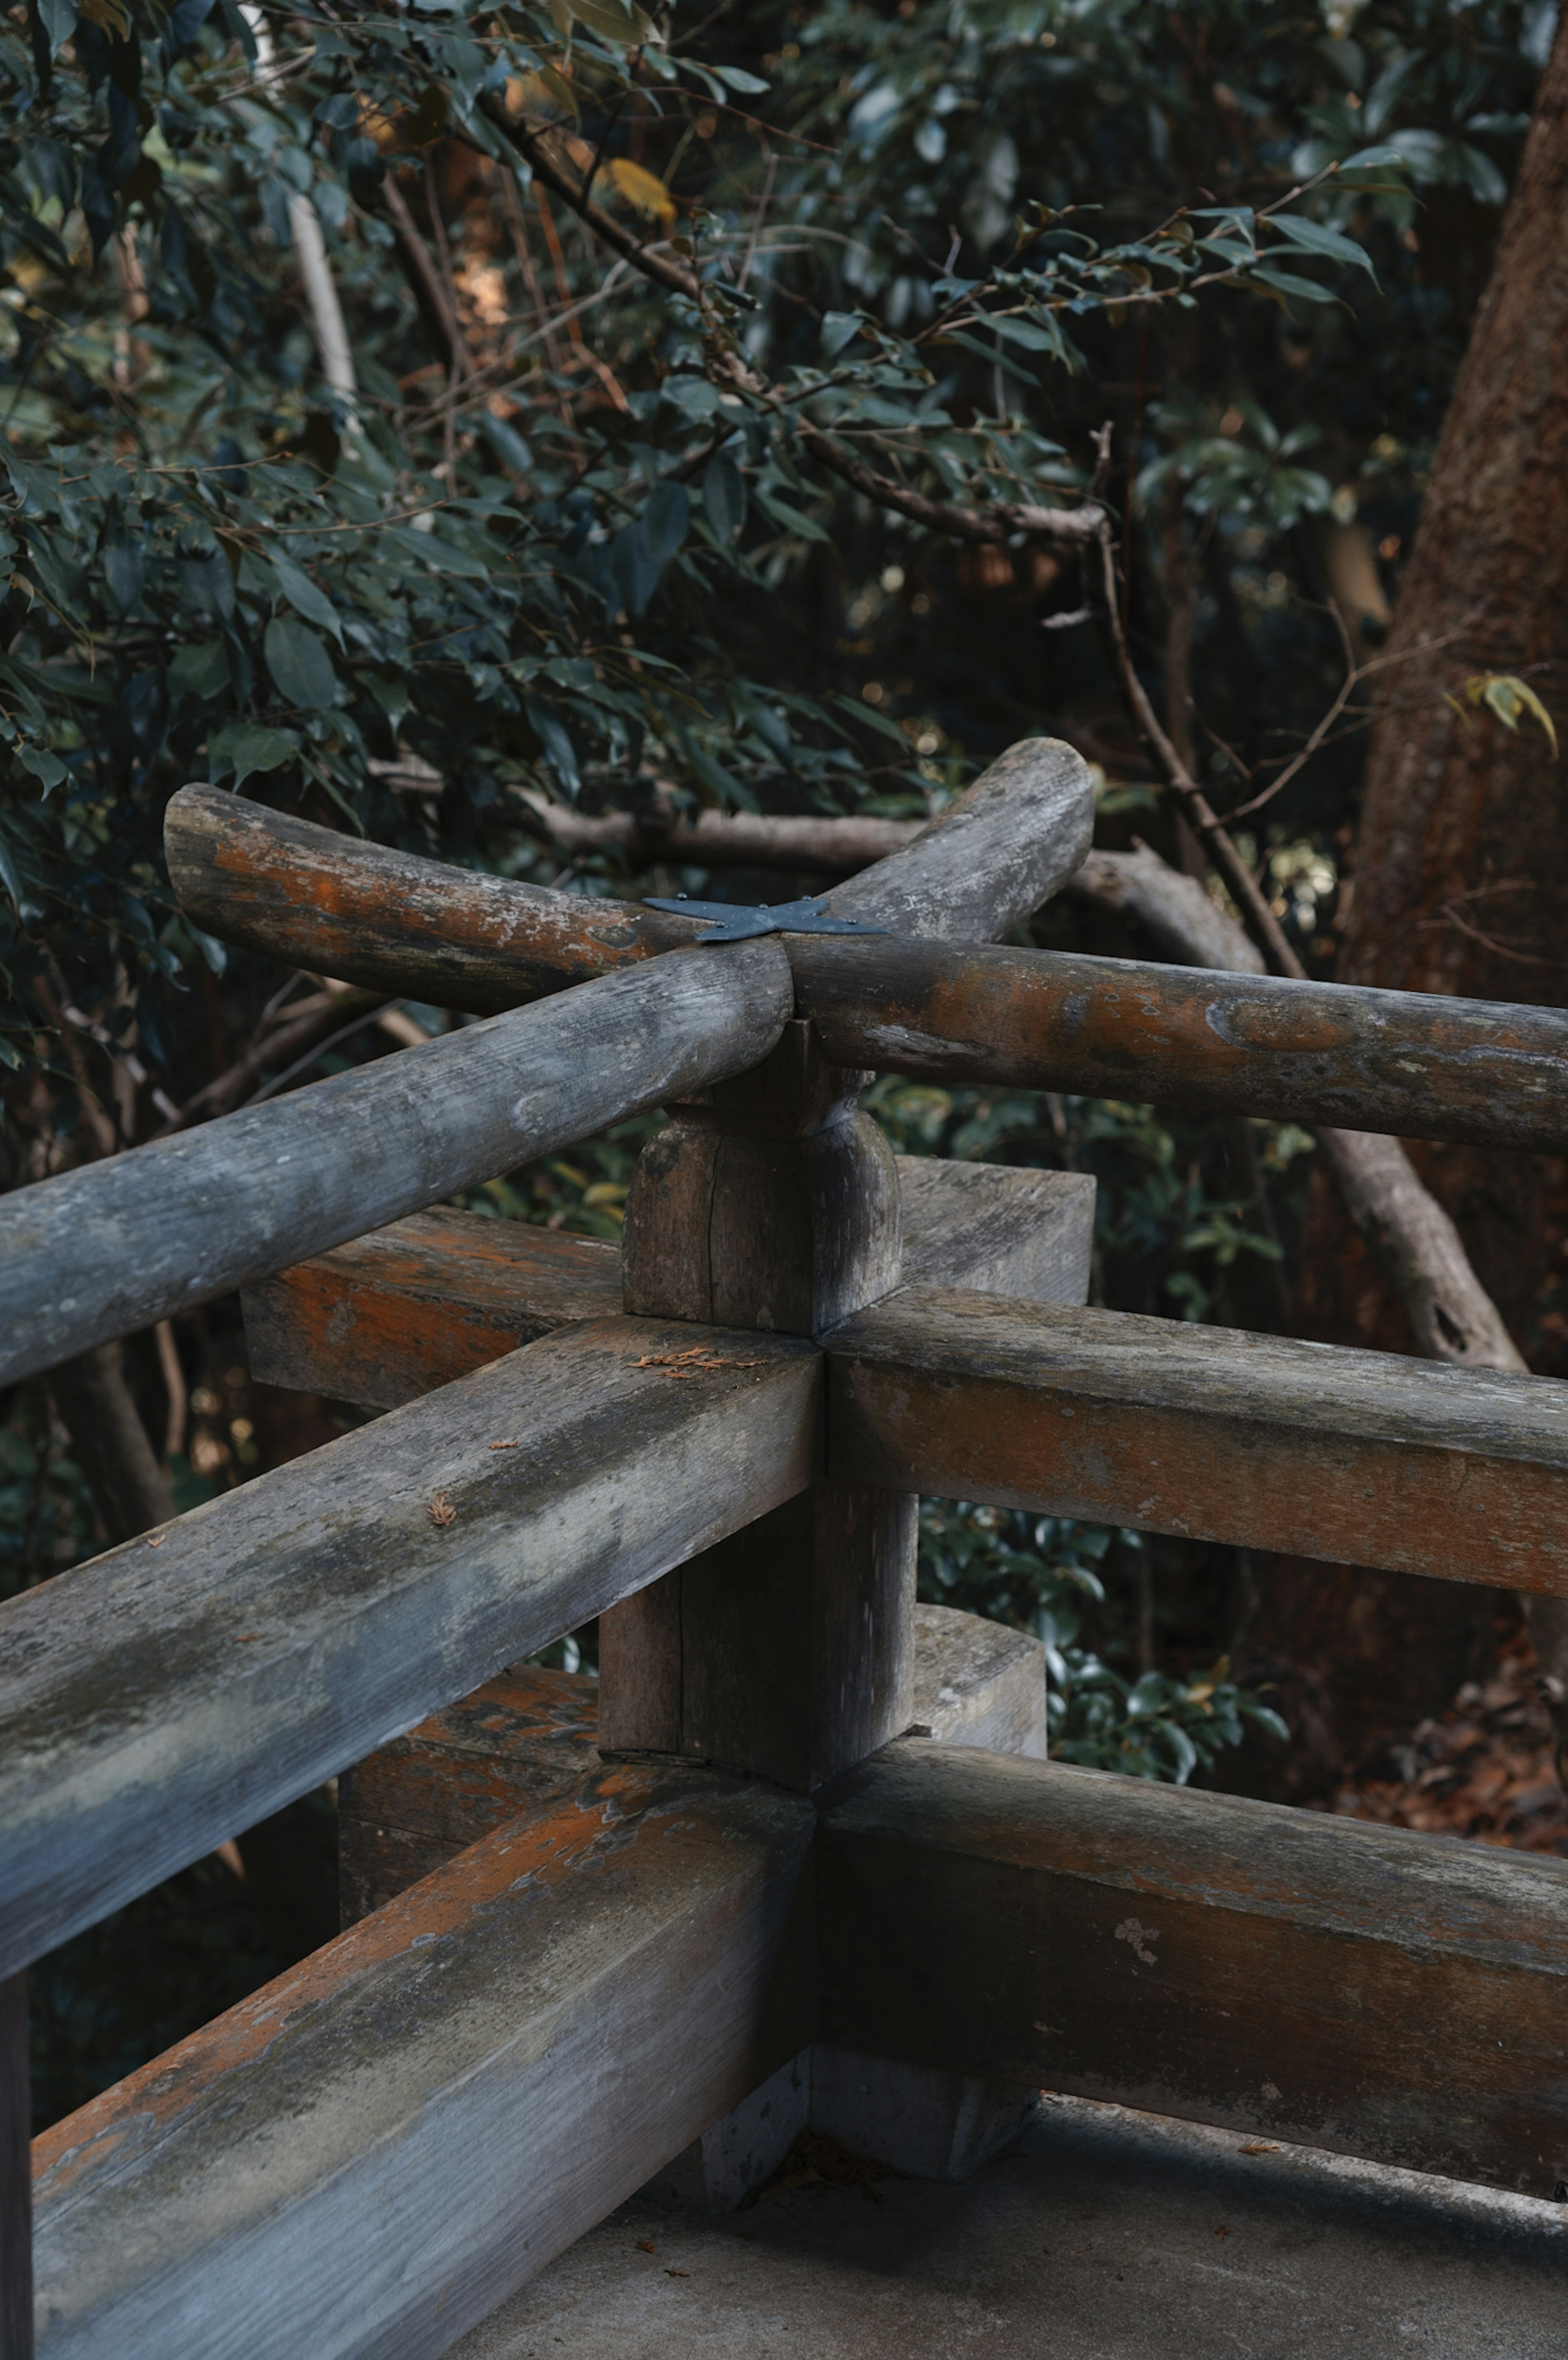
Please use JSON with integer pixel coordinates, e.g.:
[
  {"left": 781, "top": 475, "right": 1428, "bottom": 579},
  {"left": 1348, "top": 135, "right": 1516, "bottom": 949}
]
[{"left": 5, "top": 738, "right": 1568, "bottom": 2358}]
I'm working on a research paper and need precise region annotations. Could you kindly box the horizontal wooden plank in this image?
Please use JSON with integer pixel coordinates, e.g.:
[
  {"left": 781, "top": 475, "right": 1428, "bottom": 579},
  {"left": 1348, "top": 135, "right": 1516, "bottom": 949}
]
[
  {"left": 243, "top": 1210, "right": 622, "bottom": 1407},
  {"left": 339, "top": 1604, "right": 1044, "bottom": 1925},
  {"left": 338, "top": 1665, "right": 601, "bottom": 1925},
  {"left": 0, "top": 940, "right": 791, "bottom": 1387},
  {"left": 245, "top": 1160, "right": 1095, "bottom": 1408},
  {"left": 165, "top": 783, "right": 710, "bottom": 1012},
  {"left": 33, "top": 1762, "right": 815, "bottom": 2360},
  {"left": 910, "top": 1602, "right": 1046, "bottom": 1758},
  {"left": 816, "top": 1742, "right": 1568, "bottom": 2195},
  {"left": 825, "top": 1285, "right": 1568, "bottom": 1593},
  {"left": 896, "top": 1158, "right": 1093, "bottom": 1305},
  {"left": 0, "top": 1316, "right": 819, "bottom": 1979},
  {"left": 169, "top": 744, "right": 1093, "bottom": 1015},
  {"left": 790, "top": 936, "right": 1568, "bottom": 1153}
]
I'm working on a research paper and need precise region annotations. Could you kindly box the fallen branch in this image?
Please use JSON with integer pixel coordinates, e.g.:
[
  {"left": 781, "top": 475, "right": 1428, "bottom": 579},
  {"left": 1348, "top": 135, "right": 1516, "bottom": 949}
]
[
  {"left": 514, "top": 787, "right": 916, "bottom": 872},
  {"left": 1068, "top": 834, "right": 1523, "bottom": 1370}
]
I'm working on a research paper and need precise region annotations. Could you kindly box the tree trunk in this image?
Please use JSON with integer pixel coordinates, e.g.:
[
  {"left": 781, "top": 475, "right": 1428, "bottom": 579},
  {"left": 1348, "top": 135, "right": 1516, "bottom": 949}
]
[
  {"left": 1264, "top": 14, "right": 1568, "bottom": 1777},
  {"left": 49, "top": 1340, "right": 174, "bottom": 1546}
]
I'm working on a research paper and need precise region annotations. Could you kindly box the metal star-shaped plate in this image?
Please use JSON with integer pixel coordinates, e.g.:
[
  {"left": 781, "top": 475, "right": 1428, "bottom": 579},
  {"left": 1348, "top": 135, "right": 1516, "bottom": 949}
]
[{"left": 645, "top": 893, "right": 888, "bottom": 944}]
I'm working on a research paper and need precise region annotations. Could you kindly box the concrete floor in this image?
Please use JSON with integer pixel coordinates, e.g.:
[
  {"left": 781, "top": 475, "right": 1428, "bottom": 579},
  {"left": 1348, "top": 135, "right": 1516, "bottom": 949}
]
[{"left": 450, "top": 2095, "right": 1568, "bottom": 2360}]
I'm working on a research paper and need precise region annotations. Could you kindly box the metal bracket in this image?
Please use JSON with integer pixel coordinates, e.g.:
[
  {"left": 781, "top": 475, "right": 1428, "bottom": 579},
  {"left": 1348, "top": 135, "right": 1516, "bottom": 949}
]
[{"left": 645, "top": 893, "right": 888, "bottom": 944}]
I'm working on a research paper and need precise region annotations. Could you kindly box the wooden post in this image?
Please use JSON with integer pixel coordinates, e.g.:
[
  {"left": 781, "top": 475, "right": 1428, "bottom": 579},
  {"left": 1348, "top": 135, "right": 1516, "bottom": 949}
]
[
  {"left": 0, "top": 1974, "right": 29, "bottom": 2360},
  {"left": 601, "top": 1021, "right": 915, "bottom": 1789}
]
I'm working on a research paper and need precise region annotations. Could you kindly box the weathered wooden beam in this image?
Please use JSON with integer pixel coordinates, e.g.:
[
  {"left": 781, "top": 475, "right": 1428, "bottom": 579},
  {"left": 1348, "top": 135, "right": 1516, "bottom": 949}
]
[
  {"left": 816, "top": 1741, "right": 1568, "bottom": 2196},
  {"left": 909, "top": 1602, "right": 1047, "bottom": 1758},
  {"left": 896, "top": 1157, "right": 1093, "bottom": 1305},
  {"left": 789, "top": 937, "right": 1568, "bottom": 1154},
  {"left": 338, "top": 1664, "right": 601, "bottom": 1926},
  {"left": 243, "top": 1209, "right": 621, "bottom": 1408},
  {"left": 32, "top": 1763, "right": 815, "bottom": 2360},
  {"left": 243, "top": 1160, "right": 1093, "bottom": 1410},
  {"left": 0, "top": 1315, "right": 818, "bottom": 1980},
  {"left": 608, "top": 1022, "right": 911, "bottom": 1789},
  {"left": 167, "top": 741, "right": 1093, "bottom": 1003},
  {"left": 825, "top": 1285, "right": 1568, "bottom": 1594},
  {"left": 820, "top": 736, "right": 1091, "bottom": 941},
  {"left": 0, "top": 1974, "right": 29, "bottom": 2360},
  {"left": 0, "top": 940, "right": 791, "bottom": 1387},
  {"left": 337, "top": 1604, "right": 1045, "bottom": 1927},
  {"left": 598, "top": 736, "right": 1091, "bottom": 1794},
  {"left": 165, "top": 783, "right": 708, "bottom": 1012}
]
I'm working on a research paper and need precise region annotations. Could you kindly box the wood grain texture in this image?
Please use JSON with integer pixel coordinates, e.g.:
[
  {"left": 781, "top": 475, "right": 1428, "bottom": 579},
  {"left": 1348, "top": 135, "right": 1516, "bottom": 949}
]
[
  {"left": 243, "top": 1158, "right": 1095, "bottom": 1409},
  {"left": 0, "top": 1315, "right": 819, "bottom": 1979},
  {"left": 609, "top": 1017, "right": 913, "bottom": 1788},
  {"left": 0, "top": 1974, "right": 29, "bottom": 2360},
  {"left": 0, "top": 940, "right": 791, "bottom": 1387},
  {"left": 337, "top": 1666, "right": 600, "bottom": 1925},
  {"left": 791, "top": 935, "right": 1568, "bottom": 1154},
  {"left": 910, "top": 1602, "right": 1047, "bottom": 1758},
  {"left": 897, "top": 1160, "right": 1094, "bottom": 1305},
  {"left": 825, "top": 1285, "right": 1568, "bottom": 1593},
  {"left": 623, "top": 1110, "right": 903, "bottom": 1336},
  {"left": 816, "top": 1741, "right": 1568, "bottom": 2195},
  {"left": 339, "top": 1606, "right": 1042, "bottom": 1922},
  {"left": 243, "top": 1209, "right": 621, "bottom": 1408},
  {"left": 33, "top": 1763, "right": 815, "bottom": 2360},
  {"left": 165, "top": 783, "right": 707, "bottom": 1011},
  {"left": 823, "top": 737, "right": 1093, "bottom": 941},
  {"left": 599, "top": 1483, "right": 917, "bottom": 1791}
]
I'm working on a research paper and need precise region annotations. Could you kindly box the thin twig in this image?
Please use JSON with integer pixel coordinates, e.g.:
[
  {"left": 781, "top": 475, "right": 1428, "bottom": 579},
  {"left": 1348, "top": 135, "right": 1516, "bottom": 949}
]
[
  {"left": 1091, "top": 522, "right": 1303, "bottom": 977},
  {"left": 1224, "top": 611, "right": 1486, "bottom": 822}
]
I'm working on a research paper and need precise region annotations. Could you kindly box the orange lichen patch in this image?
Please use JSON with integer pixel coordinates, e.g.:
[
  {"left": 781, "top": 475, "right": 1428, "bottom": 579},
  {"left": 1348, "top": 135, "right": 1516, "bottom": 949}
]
[
  {"left": 791, "top": 936, "right": 1568, "bottom": 1153},
  {"left": 633, "top": 1346, "right": 770, "bottom": 1377},
  {"left": 244, "top": 1211, "right": 621, "bottom": 1407},
  {"left": 831, "top": 1357, "right": 1568, "bottom": 1598},
  {"left": 31, "top": 1761, "right": 697, "bottom": 2190},
  {"left": 200, "top": 803, "right": 699, "bottom": 987}
]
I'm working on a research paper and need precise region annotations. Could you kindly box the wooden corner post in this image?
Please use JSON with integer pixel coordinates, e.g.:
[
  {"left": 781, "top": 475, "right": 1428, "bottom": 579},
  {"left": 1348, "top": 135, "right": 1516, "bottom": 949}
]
[
  {"left": 598, "top": 736, "right": 1096, "bottom": 1787},
  {"left": 601, "top": 1019, "right": 914, "bottom": 1788}
]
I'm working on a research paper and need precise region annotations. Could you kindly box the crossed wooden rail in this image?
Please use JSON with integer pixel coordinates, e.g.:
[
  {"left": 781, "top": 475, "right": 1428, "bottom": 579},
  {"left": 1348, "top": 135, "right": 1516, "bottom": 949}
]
[{"left": 6, "top": 741, "right": 1568, "bottom": 2359}]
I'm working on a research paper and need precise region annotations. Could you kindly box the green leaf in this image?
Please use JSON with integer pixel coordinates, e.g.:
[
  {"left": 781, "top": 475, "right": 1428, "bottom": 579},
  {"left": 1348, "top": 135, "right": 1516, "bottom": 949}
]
[
  {"left": 16, "top": 745, "right": 67, "bottom": 792},
  {"left": 1249, "top": 263, "right": 1338, "bottom": 305},
  {"left": 207, "top": 723, "right": 300, "bottom": 790},
  {"left": 1337, "top": 143, "right": 1410, "bottom": 175},
  {"left": 264, "top": 616, "right": 338, "bottom": 711},
  {"left": 643, "top": 481, "right": 689, "bottom": 572},
  {"left": 0, "top": 825, "right": 22, "bottom": 910},
  {"left": 103, "top": 541, "right": 144, "bottom": 616},
  {"left": 821, "top": 310, "right": 863, "bottom": 359},
  {"left": 526, "top": 698, "right": 580, "bottom": 798},
  {"left": 1270, "top": 213, "right": 1377, "bottom": 281},
  {"left": 711, "top": 65, "right": 771, "bottom": 94},
  {"left": 560, "top": 0, "right": 653, "bottom": 43},
  {"left": 991, "top": 314, "right": 1066, "bottom": 351},
  {"left": 828, "top": 691, "right": 913, "bottom": 748},
  {"left": 266, "top": 551, "right": 346, "bottom": 647},
  {"left": 167, "top": 639, "right": 230, "bottom": 706},
  {"left": 381, "top": 524, "right": 490, "bottom": 578},
  {"left": 3, "top": 453, "right": 63, "bottom": 517},
  {"left": 37, "top": 0, "right": 76, "bottom": 58},
  {"left": 702, "top": 453, "right": 748, "bottom": 545}
]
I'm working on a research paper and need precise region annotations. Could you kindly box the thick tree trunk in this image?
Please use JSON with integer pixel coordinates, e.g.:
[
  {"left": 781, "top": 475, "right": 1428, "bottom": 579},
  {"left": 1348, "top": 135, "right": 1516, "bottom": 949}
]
[{"left": 1269, "top": 15, "right": 1568, "bottom": 1776}]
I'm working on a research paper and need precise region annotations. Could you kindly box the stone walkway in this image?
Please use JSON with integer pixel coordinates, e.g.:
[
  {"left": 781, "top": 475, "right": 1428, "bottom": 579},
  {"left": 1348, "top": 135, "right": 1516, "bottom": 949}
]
[{"left": 450, "top": 2094, "right": 1568, "bottom": 2360}]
